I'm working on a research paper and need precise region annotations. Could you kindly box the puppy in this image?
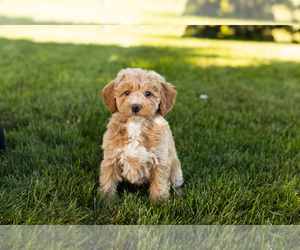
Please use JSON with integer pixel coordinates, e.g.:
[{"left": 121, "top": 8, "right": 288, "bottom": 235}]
[{"left": 99, "top": 68, "right": 183, "bottom": 202}]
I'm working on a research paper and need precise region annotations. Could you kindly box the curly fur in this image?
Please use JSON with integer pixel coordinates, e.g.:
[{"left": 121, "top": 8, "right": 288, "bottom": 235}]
[{"left": 99, "top": 68, "right": 183, "bottom": 201}]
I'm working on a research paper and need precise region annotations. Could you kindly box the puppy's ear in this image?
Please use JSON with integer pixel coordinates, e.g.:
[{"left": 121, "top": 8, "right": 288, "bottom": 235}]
[
  {"left": 102, "top": 80, "right": 117, "bottom": 114},
  {"left": 158, "top": 81, "right": 177, "bottom": 116}
]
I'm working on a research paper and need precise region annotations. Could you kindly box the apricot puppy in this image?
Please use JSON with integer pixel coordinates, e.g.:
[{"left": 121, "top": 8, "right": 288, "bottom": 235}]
[{"left": 99, "top": 68, "right": 183, "bottom": 201}]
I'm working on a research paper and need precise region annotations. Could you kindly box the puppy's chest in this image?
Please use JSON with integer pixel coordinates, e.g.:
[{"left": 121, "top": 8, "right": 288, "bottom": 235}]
[
  {"left": 117, "top": 120, "right": 158, "bottom": 183},
  {"left": 122, "top": 121, "right": 150, "bottom": 159}
]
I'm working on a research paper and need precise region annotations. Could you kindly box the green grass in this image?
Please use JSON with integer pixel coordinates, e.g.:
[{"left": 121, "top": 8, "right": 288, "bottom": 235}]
[{"left": 0, "top": 36, "right": 300, "bottom": 225}]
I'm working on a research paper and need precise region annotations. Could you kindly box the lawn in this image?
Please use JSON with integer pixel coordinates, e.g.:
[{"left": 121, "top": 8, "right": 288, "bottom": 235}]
[{"left": 0, "top": 35, "right": 300, "bottom": 225}]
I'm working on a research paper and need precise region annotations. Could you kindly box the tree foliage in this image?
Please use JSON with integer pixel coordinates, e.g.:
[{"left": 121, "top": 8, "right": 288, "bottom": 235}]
[
  {"left": 184, "top": 25, "right": 300, "bottom": 42},
  {"left": 184, "top": 0, "right": 300, "bottom": 22}
]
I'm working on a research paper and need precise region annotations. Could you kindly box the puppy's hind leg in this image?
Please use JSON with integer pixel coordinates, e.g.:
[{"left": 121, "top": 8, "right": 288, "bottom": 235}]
[
  {"left": 169, "top": 158, "right": 184, "bottom": 196},
  {"left": 99, "top": 160, "right": 122, "bottom": 202}
]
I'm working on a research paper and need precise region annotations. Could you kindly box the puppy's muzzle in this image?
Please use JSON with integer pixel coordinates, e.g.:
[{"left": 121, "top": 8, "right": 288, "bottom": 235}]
[{"left": 132, "top": 104, "right": 142, "bottom": 113}]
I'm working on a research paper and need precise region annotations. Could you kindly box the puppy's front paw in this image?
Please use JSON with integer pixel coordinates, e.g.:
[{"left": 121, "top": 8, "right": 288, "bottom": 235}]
[
  {"left": 105, "top": 194, "right": 118, "bottom": 203},
  {"left": 173, "top": 187, "right": 184, "bottom": 197},
  {"left": 99, "top": 189, "right": 117, "bottom": 203},
  {"left": 151, "top": 195, "right": 168, "bottom": 203},
  {"left": 150, "top": 189, "right": 169, "bottom": 203}
]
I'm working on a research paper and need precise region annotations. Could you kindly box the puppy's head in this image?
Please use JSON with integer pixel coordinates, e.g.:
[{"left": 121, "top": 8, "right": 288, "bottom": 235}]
[{"left": 102, "top": 68, "right": 177, "bottom": 118}]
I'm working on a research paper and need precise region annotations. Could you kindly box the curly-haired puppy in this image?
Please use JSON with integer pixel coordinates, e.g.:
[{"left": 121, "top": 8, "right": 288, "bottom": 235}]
[{"left": 100, "top": 68, "right": 183, "bottom": 202}]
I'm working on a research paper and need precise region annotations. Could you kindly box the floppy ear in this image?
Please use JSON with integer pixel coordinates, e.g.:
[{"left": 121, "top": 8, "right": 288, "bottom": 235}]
[
  {"left": 102, "top": 80, "right": 117, "bottom": 114},
  {"left": 158, "top": 81, "right": 177, "bottom": 116}
]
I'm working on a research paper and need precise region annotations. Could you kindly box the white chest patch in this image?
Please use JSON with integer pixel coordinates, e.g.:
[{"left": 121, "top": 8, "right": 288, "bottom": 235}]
[
  {"left": 118, "top": 118, "right": 158, "bottom": 183},
  {"left": 127, "top": 121, "right": 143, "bottom": 140}
]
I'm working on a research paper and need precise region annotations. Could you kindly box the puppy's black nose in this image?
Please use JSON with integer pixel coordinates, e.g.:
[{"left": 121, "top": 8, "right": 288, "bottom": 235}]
[{"left": 132, "top": 104, "right": 142, "bottom": 113}]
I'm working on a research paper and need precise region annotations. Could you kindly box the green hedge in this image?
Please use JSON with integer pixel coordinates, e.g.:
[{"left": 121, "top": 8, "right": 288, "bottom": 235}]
[{"left": 184, "top": 25, "right": 300, "bottom": 42}]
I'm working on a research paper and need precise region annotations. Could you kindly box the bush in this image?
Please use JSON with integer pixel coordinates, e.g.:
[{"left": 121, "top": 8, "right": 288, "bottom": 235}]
[{"left": 184, "top": 25, "right": 300, "bottom": 42}]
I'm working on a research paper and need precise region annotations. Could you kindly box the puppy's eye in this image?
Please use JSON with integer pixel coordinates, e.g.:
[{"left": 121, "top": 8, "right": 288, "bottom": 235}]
[
  {"left": 124, "top": 91, "right": 130, "bottom": 96},
  {"left": 144, "top": 91, "right": 151, "bottom": 97}
]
